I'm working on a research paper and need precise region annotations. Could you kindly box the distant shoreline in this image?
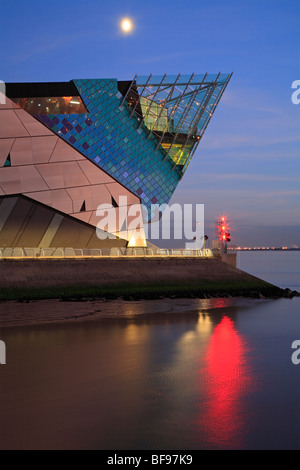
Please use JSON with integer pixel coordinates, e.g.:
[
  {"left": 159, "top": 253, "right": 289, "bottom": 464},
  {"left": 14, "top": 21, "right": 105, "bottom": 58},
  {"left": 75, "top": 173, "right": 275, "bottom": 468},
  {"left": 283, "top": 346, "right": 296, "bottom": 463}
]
[{"left": 229, "top": 248, "right": 300, "bottom": 251}]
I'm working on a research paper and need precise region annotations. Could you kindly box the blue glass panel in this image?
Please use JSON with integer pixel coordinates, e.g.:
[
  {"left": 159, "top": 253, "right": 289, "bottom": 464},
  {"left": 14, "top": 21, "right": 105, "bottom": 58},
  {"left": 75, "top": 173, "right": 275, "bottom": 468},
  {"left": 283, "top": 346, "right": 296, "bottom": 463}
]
[{"left": 36, "top": 78, "right": 181, "bottom": 217}]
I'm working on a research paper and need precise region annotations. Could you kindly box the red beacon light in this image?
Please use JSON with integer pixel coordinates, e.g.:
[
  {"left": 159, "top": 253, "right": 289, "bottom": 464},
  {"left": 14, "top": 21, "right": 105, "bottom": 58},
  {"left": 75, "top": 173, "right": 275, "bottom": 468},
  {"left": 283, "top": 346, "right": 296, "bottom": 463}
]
[{"left": 217, "top": 215, "right": 231, "bottom": 243}]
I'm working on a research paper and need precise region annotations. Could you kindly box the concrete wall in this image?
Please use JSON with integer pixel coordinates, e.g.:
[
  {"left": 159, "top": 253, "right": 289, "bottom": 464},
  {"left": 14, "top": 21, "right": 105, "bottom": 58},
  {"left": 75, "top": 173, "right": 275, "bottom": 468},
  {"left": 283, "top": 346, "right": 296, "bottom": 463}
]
[{"left": 221, "top": 253, "right": 237, "bottom": 268}]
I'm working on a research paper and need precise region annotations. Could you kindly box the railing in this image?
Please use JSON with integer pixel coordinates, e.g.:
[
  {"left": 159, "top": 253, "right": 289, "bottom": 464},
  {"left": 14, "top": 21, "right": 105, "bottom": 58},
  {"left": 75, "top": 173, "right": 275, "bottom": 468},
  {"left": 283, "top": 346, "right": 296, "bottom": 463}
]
[{"left": 0, "top": 247, "right": 214, "bottom": 259}]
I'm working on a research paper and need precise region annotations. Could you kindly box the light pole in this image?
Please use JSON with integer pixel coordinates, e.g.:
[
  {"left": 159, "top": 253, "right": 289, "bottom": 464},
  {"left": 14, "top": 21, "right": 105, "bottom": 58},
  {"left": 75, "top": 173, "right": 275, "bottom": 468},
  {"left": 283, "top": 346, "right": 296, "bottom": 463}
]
[{"left": 217, "top": 215, "right": 230, "bottom": 255}]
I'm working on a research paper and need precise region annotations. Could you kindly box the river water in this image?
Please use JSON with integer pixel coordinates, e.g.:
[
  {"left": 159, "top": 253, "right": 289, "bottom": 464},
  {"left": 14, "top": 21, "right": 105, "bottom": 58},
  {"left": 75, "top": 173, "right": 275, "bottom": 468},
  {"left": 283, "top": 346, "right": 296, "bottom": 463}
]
[{"left": 0, "top": 252, "right": 299, "bottom": 450}]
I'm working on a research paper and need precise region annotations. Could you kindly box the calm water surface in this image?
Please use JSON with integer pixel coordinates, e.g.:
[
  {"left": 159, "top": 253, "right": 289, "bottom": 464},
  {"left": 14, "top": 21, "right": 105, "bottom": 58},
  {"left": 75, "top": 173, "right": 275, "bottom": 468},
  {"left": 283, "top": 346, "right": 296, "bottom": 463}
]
[{"left": 0, "top": 252, "right": 299, "bottom": 449}]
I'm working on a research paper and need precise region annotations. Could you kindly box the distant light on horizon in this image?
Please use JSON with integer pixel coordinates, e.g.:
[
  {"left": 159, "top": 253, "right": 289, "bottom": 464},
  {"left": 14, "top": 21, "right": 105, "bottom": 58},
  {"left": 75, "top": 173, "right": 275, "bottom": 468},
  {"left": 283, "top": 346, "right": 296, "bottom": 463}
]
[{"left": 120, "top": 18, "right": 133, "bottom": 33}]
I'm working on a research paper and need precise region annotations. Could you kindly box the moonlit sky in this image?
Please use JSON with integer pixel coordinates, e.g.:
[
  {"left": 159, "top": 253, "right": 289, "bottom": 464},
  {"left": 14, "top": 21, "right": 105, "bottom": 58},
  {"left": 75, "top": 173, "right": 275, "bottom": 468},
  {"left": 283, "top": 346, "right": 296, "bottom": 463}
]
[{"left": 0, "top": 0, "right": 299, "bottom": 246}]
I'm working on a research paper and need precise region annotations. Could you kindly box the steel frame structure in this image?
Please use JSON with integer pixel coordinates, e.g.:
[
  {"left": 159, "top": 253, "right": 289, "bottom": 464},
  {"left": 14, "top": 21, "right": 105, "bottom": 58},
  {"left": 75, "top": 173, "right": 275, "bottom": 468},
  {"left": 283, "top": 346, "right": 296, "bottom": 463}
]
[{"left": 120, "top": 73, "right": 233, "bottom": 173}]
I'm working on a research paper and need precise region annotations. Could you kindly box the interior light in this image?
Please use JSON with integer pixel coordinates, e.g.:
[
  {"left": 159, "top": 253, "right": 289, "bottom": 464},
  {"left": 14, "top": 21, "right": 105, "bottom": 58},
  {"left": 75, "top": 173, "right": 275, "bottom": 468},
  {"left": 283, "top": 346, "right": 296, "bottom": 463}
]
[{"left": 128, "top": 235, "right": 136, "bottom": 247}]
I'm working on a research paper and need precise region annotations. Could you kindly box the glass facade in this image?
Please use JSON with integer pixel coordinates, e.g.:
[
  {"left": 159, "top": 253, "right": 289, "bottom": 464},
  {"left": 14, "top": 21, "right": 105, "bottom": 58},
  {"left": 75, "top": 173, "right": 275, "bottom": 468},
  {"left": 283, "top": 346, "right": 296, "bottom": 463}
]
[
  {"left": 140, "top": 97, "right": 169, "bottom": 132},
  {"left": 161, "top": 138, "right": 197, "bottom": 167},
  {"left": 125, "top": 73, "right": 232, "bottom": 170}
]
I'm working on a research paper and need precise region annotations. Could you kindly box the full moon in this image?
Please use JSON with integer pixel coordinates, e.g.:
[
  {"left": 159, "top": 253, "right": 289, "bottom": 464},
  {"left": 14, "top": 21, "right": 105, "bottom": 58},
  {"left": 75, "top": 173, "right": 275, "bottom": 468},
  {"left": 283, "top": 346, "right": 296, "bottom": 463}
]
[{"left": 120, "top": 18, "right": 133, "bottom": 33}]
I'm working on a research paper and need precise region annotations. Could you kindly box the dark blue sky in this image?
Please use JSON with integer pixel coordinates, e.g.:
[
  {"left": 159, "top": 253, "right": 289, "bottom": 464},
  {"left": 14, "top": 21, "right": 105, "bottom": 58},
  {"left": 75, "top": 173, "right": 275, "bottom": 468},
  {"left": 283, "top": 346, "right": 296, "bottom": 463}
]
[{"left": 1, "top": 0, "right": 299, "bottom": 246}]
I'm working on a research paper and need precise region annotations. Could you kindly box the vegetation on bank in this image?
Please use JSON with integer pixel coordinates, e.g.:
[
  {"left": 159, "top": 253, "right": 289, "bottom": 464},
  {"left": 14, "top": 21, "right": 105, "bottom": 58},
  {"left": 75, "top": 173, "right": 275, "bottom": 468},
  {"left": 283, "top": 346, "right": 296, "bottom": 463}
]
[{"left": 0, "top": 279, "right": 292, "bottom": 302}]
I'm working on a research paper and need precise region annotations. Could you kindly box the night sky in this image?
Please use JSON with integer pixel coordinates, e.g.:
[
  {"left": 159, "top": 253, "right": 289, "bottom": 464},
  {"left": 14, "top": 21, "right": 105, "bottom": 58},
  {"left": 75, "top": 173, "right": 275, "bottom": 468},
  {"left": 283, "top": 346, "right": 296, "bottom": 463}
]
[{"left": 1, "top": 0, "right": 299, "bottom": 246}]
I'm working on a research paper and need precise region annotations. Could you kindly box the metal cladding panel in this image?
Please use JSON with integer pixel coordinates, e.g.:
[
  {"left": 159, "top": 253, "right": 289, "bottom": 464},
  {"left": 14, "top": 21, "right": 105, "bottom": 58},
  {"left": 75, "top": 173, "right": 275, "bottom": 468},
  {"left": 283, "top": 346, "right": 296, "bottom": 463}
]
[
  {"left": 25, "top": 190, "right": 52, "bottom": 207},
  {"left": 0, "top": 166, "right": 48, "bottom": 193},
  {"left": 89, "top": 206, "right": 126, "bottom": 233},
  {"left": 105, "top": 182, "right": 140, "bottom": 207},
  {"left": 0, "top": 139, "right": 14, "bottom": 167},
  {"left": 72, "top": 211, "right": 94, "bottom": 224},
  {"left": 0, "top": 93, "right": 19, "bottom": 109},
  {"left": 0, "top": 109, "right": 29, "bottom": 138},
  {"left": 10, "top": 136, "right": 59, "bottom": 166},
  {"left": 11, "top": 138, "right": 34, "bottom": 166},
  {"left": 50, "top": 217, "right": 95, "bottom": 248},
  {"left": 66, "top": 184, "right": 112, "bottom": 212},
  {"left": 14, "top": 204, "right": 55, "bottom": 247},
  {"left": 37, "top": 79, "right": 182, "bottom": 217},
  {"left": 49, "top": 214, "right": 126, "bottom": 249},
  {"left": 41, "top": 189, "right": 73, "bottom": 214},
  {"left": 0, "top": 197, "right": 32, "bottom": 246},
  {"left": 36, "top": 162, "right": 90, "bottom": 189},
  {"left": 31, "top": 136, "right": 59, "bottom": 164},
  {"left": 77, "top": 160, "right": 115, "bottom": 185},
  {"left": 0, "top": 195, "right": 128, "bottom": 248},
  {"left": 14, "top": 109, "right": 53, "bottom": 136},
  {"left": 0, "top": 197, "right": 18, "bottom": 232},
  {"left": 38, "top": 213, "right": 64, "bottom": 248},
  {"left": 49, "top": 138, "right": 86, "bottom": 163}
]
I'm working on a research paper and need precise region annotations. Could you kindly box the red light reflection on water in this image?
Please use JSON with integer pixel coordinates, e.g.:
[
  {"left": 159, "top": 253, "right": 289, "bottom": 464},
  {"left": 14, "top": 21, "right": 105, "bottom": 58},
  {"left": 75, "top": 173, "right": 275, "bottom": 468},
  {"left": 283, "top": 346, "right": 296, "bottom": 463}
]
[{"left": 198, "top": 316, "right": 253, "bottom": 449}]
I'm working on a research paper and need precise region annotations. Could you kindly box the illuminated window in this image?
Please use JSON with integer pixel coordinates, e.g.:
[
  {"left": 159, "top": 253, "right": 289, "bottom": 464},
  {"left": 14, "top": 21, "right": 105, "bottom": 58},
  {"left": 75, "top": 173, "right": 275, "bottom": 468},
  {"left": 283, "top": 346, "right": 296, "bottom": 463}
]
[
  {"left": 11, "top": 96, "right": 87, "bottom": 115},
  {"left": 123, "top": 73, "right": 231, "bottom": 171}
]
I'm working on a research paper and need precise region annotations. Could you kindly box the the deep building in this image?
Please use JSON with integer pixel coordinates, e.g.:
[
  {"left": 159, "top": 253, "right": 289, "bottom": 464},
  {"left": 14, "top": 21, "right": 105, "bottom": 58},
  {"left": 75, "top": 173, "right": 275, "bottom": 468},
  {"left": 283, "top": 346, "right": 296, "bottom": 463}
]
[{"left": 0, "top": 73, "right": 231, "bottom": 250}]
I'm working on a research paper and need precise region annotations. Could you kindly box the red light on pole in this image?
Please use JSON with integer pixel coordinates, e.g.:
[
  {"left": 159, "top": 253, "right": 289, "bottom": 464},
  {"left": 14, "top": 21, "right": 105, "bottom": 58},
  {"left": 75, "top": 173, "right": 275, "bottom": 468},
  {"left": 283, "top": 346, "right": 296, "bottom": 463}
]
[{"left": 216, "top": 215, "right": 231, "bottom": 253}]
